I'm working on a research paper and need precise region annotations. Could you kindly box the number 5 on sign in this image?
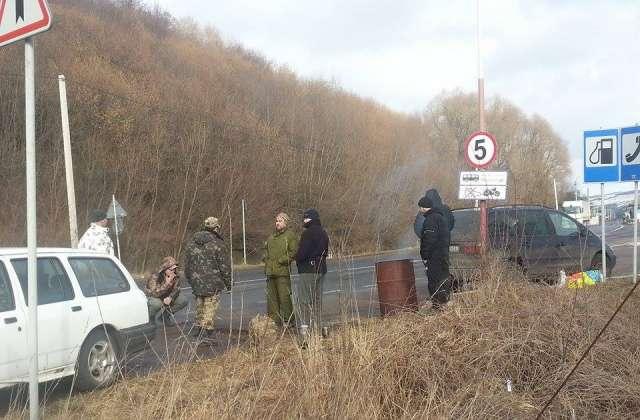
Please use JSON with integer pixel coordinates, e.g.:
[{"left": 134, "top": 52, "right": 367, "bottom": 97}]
[{"left": 464, "top": 131, "right": 498, "bottom": 169}]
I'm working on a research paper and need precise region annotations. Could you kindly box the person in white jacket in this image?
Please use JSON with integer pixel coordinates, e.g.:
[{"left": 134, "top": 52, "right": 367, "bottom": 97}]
[{"left": 78, "top": 210, "right": 114, "bottom": 255}]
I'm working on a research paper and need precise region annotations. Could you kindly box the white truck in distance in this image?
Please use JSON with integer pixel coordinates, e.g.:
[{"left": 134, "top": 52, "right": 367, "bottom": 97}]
[{"left": 562, "top": 200, "right": 591, "bottom": 224}]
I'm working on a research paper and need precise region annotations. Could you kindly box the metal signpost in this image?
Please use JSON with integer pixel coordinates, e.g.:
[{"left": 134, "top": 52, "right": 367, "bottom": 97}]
[
  {"left": 242, "top": 199, "right": 247, "bottom": 265},
  {"left": 106, "top": 196, "right": 127, "bottom": 260},
  {"left": 621, "top": 125, "right": 640, "bottom": 284},
  {"left": 0, "top": 1, "right": 52, "bottom": 418},
  {"left": 584, "top": 128, "right": 619, "bottom": 282},
  {"left": 472, "top": 0, "right": 492, "bottom": 253},
  {"left": 463, "top": 131, "right": 499, "bottom": 251}
]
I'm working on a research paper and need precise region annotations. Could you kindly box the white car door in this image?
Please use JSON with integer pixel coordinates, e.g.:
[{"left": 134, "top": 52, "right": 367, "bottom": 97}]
[
  {"left": 67, "top": 256, "right": 148, "bottom": 331},
  {"left": 0, "top": 261, "right": 28, "bottom": 384},
  {"left": 11, "top": 257, "right": 89, "bottom": 372}
]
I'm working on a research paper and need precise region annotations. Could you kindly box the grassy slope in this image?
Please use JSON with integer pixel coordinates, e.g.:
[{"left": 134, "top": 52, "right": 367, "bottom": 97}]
[{"left": 7, "top": 262, "right": 640, "bottom": 419}]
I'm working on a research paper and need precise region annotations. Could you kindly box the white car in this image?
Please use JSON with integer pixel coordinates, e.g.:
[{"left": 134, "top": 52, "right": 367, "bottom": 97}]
[{"left": 0, "top": 248, "right": 155, "bottom": 391}]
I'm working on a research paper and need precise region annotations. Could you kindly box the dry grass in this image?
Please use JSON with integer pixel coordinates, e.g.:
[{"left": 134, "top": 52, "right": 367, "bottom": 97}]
[{"left": 7, "top": 261, "right": 640, "bottom": 419}]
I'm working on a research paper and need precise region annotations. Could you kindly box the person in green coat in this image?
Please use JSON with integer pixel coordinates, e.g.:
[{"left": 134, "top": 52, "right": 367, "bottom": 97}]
[{"left": 263, "top": 212, "right": 299, "bottom": 327}]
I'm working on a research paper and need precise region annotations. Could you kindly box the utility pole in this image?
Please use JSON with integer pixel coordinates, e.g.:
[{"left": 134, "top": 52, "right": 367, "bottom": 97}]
[
  {"left": 477, "top": 0, "right": 488, "bottom": 253},
  {"left": 58, "top": 75, "right": 78, "bottom": 247}
]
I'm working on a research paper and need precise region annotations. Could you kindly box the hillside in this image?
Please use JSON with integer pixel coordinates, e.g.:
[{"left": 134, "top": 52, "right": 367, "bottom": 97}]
[{"left": 0, "top": 0, "right": 569, "bottom": 270}]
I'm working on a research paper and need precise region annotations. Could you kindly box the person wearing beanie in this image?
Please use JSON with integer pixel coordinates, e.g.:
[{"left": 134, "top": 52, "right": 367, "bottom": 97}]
[
  {"left": 184, "top": 216, "right": 232, "bottom": 340},
  {"left": 294, "top": 208, "right": 330, "bottom": 342},
  {"left": 145, "top": 256, "right": 188, "bottom": 327},
  {"left": 418, "top": 196, "right": 433, "bottom": 209},
  {"left": 263, "top": 212, "right": 298, "bottom": 327},
  {"left": 414, "top": 189, "right": 455, "bottom": 238},
  {"left": 417, "top": 190, "right": 452, "bottom": 309},
  {"left": 78, "top": 209, "right": 114, "bottom": 255}
]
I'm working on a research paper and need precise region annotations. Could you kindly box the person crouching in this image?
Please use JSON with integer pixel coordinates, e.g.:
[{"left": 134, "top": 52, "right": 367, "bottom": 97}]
[{"left": 146, "top": 256, "right": 188, "bottom": 326}]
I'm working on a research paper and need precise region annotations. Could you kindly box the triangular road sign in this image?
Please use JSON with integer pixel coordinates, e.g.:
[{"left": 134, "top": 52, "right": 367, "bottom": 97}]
[
  {"left": 106, "top": 198, "right": 127, "bottom": 218},
  {"left": 0, "top": 0, "right": 51, "bottom": 47}
]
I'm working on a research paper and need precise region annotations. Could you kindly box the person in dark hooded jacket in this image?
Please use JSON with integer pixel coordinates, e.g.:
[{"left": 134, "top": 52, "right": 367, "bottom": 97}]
[
  {"left": 294, "top": 208, "right": 330, "bottom": 341},
  {"left": 418, "top": 192, "right": 452, "bottom": 309},
  {"left": 184, "top": 216, "right": 232, "bottom": 338},
  {"left": 414, "top": 189, "right": 455, "bottom": 237}
]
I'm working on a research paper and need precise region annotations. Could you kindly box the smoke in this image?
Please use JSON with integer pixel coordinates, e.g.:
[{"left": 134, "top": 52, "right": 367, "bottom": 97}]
[{"left": 367, "top": 157, "right": 427, "bottom": 250}]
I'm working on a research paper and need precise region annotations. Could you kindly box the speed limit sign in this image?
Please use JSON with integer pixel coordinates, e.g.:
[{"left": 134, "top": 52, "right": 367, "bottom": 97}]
[{"left": 464, "top": 131, "right": 498, "bottom": 169}]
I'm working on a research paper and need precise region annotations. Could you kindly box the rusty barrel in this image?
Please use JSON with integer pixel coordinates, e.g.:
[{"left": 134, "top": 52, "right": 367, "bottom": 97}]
[{"left": 375, "top": 259, "right": 418, "bottom": 315}]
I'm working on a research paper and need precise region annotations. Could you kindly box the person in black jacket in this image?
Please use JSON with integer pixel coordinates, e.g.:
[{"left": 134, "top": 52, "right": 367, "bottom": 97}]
[
  {"left": 294, "top": 208, "right": 330, "bottom": 341},
  {"left": 414, "top": 189, "right": 455, "bottom": 237},
  {"left": 418, "top": 193, "right": 451, "bottom": 309}
]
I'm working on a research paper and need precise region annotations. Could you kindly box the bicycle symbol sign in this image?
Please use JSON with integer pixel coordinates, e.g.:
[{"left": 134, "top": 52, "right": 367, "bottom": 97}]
[{"left": 464, "top": 131, "right": 497, "bottom": 169}]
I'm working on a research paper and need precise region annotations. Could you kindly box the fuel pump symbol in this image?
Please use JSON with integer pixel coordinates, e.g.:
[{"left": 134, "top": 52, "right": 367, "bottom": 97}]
[{"left": 589, "top": 138, "right": 614, "bottom": 165}]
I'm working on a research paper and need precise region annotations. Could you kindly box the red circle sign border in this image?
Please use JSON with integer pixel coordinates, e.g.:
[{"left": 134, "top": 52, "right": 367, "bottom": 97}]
[{"left": 464, "top": 130, "right": 498, "bottom": 169}]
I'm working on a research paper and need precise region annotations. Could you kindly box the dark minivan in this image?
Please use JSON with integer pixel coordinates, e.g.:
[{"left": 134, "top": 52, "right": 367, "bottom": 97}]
[{"left": 450, "top": 205, "right": 616, "bottom": 281}]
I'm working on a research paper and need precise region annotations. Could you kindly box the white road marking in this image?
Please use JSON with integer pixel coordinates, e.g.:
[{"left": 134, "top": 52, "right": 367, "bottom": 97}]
[
  {"left": 610, "top": 242, "right": 640, "bottom": 248},
  {"left": 608, "top": 273, "right": 635, "bottom": 280},
  {"left": 323, "top": 289, "right": 343, "bottom": 294},
  {"left": 180, "top": 267, "right": 374, "bottom": 292}
]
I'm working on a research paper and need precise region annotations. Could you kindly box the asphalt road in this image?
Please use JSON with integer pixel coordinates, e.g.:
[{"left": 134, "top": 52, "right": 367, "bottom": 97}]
[
  {"left": 169, "top": 221, "right": 639, "bottom": 333},
  {"left": 171, "top": 247, "right": 429, "bottom": 332},
  {"left": 600, "top": 222, "right": 637, "bottom": 278},
  {"left": 4, "top": 222, "right": 638, "bottom": 412}
]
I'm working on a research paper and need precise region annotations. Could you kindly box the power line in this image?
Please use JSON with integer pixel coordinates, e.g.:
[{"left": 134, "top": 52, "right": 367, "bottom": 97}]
[{"left": 536, "top": 280, "right": 640, "bottom": 418}]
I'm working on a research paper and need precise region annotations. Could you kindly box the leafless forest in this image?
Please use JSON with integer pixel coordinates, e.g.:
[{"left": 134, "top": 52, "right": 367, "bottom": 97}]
[{"left": 0, "top": 0, "right": 570, "bottom": 271}]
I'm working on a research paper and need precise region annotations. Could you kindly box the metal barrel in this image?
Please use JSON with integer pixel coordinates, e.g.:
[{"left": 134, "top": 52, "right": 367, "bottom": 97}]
[{"left": 375, "top": 259, "right": 418, "bottom": 315}]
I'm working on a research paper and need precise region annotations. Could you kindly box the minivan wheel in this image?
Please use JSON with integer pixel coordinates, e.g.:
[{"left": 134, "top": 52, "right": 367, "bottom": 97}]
[
  {"left": 589, "top": 254, "right": 612, "bottom": 277},
  {"left": 75, "top": 329, "right": 119, "bottom": 391}
]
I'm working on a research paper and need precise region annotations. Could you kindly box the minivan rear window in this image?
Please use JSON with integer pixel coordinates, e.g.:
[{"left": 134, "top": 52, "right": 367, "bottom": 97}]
[{"left": 451, "top": 209, "right": 480, "bottom": 242}]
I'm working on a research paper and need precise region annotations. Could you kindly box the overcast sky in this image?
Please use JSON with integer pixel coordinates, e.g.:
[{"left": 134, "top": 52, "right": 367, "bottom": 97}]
[{"left": 149, "top": 0, "right": 639, "bottom": 195}]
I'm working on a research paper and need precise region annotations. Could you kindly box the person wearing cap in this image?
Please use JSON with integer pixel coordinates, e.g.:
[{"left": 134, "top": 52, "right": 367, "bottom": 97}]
[
  {"left": 146, "top": 256, "right": 188, "bottom": 326},
  {"left": 78, "top": 209, "right": 114, "bottom": 255},
  {"left": 184, "top": 216, "right": 232, "bottom": 339},
  {"left": 418, "top": 191, "right": 452, "bottom": 309},
  {"left": 263, "top": 212, "right": 298, "bottom": 327},
  {"left": 294, "top": 208, "right": 330, "bottom": 341}
]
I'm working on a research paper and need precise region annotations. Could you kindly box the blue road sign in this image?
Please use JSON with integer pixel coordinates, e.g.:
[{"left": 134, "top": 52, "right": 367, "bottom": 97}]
[
  {"left": 584, "top": 128, "right": 619, "bottom": 183},
  {"left": 621, "top": 125, "right": 640, "bottom": 181}
]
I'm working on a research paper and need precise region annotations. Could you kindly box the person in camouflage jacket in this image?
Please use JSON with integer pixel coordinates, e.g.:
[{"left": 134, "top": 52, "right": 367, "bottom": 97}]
[
  {"left": 145, "top": 256, "right": 188, "bottom": 326},
  {"left": 78, "top": 210, "right": 114, "bottom": 256},
  {"left": 184, "top": 216, "right": 232, "bottom": 338}
]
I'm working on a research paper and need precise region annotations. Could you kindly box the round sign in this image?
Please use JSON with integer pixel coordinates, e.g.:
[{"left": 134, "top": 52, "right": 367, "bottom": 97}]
[{"left": 464, "top": 131, "right": 498, "bottom": 169}]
